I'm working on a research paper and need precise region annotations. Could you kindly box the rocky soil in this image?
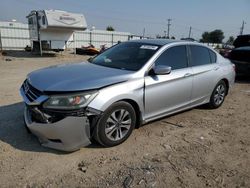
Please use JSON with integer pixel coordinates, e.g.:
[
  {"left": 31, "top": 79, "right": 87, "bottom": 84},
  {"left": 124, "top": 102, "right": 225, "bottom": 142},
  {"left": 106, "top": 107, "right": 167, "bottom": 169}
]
[{"left": 0, "top": 51, "right": 249, "bottom": 188}]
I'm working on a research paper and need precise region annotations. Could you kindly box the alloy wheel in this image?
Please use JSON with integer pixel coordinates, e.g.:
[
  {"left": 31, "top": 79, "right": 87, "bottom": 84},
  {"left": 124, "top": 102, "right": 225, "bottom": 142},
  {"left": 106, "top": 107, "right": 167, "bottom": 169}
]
[
  {"left": 214, "top": 84, "right": 225, "bottom": 106},
  {"left": 105, "top": 109, "right": 132, "bottom": 141}
]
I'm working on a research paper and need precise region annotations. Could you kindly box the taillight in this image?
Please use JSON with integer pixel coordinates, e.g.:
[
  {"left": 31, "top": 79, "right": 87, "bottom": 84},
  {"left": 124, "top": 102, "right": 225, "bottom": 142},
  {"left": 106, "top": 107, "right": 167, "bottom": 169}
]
[{"left": 232, "top": 64, "right": 236, "bottom": 72}]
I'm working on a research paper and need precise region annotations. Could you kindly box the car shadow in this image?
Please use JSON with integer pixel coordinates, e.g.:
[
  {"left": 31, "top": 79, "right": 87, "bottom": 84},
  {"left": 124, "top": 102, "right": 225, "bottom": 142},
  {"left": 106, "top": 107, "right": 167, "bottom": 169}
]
[
  {"left": 85, "top": 141, "right": 103, "bottom": 149},
  {"left": 0, "top": 102, "right": 66, "bottom": 154},
  {"left": 0, "top": 102, "right": 105, "bottom": 153}
]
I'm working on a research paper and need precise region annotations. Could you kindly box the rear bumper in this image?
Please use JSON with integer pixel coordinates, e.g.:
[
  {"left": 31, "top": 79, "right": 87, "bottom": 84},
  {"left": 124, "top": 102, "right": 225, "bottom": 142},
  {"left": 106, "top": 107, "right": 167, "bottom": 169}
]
[{"left": 24, "top": 106, "right": 91, "bottom": 152}]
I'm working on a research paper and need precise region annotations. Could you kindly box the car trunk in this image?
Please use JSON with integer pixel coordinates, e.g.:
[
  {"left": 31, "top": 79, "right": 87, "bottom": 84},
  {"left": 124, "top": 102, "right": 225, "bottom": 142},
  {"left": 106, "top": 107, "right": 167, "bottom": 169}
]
[{"left": 229, "top": 47, "right": 250, "bottom": 62}]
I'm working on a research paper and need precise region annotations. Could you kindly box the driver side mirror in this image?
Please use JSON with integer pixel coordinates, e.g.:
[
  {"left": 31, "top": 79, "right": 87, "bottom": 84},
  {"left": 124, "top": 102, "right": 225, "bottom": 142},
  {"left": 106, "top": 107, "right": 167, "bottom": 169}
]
[{"left": 152, "top": 65, "right": 172, "bottom": 75}]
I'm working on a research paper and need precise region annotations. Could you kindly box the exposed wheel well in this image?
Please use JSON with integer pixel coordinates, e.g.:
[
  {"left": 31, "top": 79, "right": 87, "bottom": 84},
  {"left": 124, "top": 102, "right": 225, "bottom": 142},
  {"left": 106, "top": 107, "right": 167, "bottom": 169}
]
[
  {"left": 119, "top": 99, "right": 142, "bottom": 129},
  {"left": 89, "top": 99, "right": 142, "bottom": 138}
]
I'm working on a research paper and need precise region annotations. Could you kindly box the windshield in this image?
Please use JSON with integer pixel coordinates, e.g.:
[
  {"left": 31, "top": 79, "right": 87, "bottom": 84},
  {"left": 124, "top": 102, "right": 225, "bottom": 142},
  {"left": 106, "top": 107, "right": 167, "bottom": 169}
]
[{"left": 90, "top": 42, "right": 161, "bottom": 71}]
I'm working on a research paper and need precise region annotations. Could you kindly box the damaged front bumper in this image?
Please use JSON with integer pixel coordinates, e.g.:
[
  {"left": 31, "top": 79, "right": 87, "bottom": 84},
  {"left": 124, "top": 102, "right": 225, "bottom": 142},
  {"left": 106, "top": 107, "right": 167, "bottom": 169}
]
[
  {"left": 24, "top": 106, "right": 92, "bottom": 152},
  {"left": 20, "top": 80, "right": 103, "bottom": 152}
]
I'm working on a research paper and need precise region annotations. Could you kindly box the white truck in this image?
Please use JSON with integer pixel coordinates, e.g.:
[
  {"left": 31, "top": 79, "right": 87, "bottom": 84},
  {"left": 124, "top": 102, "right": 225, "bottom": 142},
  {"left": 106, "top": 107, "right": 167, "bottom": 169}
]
[{"left": 27, "top": 10, "right": 87, "bottom": 53}]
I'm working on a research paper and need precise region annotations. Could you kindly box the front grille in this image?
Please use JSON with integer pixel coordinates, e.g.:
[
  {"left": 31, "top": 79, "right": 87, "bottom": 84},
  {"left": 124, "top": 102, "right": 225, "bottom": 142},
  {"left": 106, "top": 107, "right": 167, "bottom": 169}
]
[
  {"left": 27, "top": 106, "right": 65, "bottom": 123},
  {"left": 22, "top": 80, "right": 43, "bottom": 102},
  {"left": 42, "top": 108, "right": 86, "bottom": 117},
  {"left": 28, "top": 106, "right": 49, "bottom": 123}
]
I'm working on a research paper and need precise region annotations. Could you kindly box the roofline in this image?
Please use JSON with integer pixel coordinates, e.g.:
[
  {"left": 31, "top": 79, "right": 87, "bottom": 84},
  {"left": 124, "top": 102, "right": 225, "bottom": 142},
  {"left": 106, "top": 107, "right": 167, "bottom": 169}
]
[{"left": 126, "top": 39, "right": 198, "bottom": 46}]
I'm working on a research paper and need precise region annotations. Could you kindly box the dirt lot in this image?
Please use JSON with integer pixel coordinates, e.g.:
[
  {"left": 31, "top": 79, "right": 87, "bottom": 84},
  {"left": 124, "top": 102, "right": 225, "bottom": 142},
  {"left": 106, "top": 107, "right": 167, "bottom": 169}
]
[{"left": 0, "top": 51, "right": 249, "bottom": 188}]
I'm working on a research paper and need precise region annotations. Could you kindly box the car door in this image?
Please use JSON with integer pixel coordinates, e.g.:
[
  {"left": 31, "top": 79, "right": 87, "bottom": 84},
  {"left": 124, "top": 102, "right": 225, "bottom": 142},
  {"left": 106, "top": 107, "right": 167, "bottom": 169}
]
[
  {"left": 144, "top": 45, "right": 193, "bottom": 120},
  {"left": 188, "top": 45, "right": 219, "bottom": 104}
]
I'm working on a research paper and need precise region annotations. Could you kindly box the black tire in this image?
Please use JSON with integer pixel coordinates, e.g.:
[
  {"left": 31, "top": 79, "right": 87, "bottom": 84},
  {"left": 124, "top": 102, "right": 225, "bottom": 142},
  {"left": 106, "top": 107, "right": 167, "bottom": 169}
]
[
  {"left": 23, "top": 116, "right": 31, "bottom": 133},
  {"left": 93, "top": 101, "right": 136, "bottom": 147},
  {"left": 209, "top": 80, "right": 227, "bottom": 109}
]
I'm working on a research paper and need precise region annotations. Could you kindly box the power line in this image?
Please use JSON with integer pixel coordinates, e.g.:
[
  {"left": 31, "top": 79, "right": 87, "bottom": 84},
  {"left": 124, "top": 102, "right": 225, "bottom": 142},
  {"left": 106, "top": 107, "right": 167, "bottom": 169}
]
[{"left": 76, "top": 12, "right": 241, "bottom": 38}]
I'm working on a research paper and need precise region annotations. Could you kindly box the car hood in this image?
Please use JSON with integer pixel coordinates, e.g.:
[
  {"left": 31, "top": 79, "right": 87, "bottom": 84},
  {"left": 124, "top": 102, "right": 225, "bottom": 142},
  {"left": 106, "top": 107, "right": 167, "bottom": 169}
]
[{"left": 27, "top": 62, "right": 134, "bottom": 92}]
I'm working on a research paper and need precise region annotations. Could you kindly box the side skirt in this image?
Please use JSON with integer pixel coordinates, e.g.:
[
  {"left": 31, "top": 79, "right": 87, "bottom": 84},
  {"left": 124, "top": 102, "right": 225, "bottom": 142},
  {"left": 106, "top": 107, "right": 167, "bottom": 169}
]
[{"left": 143, "top": 100, "right": 209, "bottom": 124}]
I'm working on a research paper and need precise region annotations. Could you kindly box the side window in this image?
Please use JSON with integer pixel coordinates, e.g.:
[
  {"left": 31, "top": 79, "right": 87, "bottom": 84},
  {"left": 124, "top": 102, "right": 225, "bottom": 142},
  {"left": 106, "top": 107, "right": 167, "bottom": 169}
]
[
  {"left": 189, "top": 45, "right": 211, "bottom": 66},
  {"left": 155, "top": 46, "right": 188, "bottom": 70},
  {"left": 42, "top": 16, "right": 46, "bottom": 25},
  {"left": 209, "top": 49, "right": 217, "bottom": 63},
  {"left": 28, "top": 17, "right": 33, "bottom": 25}
]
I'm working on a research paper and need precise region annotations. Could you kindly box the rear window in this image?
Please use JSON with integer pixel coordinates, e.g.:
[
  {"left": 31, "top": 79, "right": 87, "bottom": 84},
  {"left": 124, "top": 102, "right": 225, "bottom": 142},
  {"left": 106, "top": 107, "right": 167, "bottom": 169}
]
[
  {"left": 189, "top": 45, "right": 211, "bottom": 66},
  {"left": 28, "top": 17, "right": 33, "bottom": 25},
  {"left": 42, "top": 16, "right": 46, "bottom": 25},
  {"left": 233, "top": 35, "right": 250, "bottom": 48},
  {"left": 209, "top": 50, "right": 217, "bottom": 63}
]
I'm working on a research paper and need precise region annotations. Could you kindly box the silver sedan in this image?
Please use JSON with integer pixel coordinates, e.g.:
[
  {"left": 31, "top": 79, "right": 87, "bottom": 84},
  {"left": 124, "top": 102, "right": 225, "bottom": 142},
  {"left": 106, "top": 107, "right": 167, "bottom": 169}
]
[{"left": 20, "top": 39, "right": 235, "bottom": 151}]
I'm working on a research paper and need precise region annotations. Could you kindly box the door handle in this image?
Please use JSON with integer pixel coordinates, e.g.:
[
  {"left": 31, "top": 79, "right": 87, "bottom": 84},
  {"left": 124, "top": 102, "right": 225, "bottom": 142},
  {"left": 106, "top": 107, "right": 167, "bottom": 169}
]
[{"left": 184, "top": 73, "right": 192, "bottom": 77}]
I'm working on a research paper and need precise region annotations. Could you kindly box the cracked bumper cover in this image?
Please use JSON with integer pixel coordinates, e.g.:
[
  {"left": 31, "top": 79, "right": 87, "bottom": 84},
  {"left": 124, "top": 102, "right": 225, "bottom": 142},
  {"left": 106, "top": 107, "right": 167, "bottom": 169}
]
[{"left": 24, "top": 106, "right": 91, "bottom": 152}]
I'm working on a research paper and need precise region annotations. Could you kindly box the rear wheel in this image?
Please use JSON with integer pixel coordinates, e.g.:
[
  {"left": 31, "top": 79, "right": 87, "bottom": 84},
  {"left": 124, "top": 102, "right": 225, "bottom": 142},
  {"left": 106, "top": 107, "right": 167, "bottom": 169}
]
[
  {"left": 93, "top": 101, "right": 136, "bottom": 147},
  {"left": 209, "top": 80, "right": 227, "bottom": 109}
]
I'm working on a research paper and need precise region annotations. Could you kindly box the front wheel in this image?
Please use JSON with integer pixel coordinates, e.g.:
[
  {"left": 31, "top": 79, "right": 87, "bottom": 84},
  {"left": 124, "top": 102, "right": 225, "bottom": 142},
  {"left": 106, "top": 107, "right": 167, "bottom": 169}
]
[
  {"left": 209, "top": 80, "right": 227, "bottom": 109},
  {"left": 93, "top": 101, "right": 136, "bottom": 147}
]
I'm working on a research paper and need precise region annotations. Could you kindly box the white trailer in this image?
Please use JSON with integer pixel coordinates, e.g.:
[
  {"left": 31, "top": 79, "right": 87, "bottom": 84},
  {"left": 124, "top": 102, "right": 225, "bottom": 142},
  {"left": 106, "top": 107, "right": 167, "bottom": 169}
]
[{"left": 27, "top": 10, "right": 87, "bottom": 54}]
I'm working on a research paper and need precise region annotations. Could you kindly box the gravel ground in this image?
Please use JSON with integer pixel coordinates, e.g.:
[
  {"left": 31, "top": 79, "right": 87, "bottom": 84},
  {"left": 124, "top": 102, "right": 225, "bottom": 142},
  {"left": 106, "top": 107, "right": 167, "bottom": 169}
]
[{"left": 0, "top": 51, "right": 249, "bottom": 188}]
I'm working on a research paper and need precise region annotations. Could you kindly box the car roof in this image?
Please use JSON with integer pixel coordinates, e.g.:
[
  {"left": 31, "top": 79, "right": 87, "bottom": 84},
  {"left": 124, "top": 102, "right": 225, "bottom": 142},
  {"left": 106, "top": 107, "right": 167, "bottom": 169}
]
[
  {"left": 125, "top": 39, "right": 218, "bottom": 55},
  {"left": 127, "top": 39, "right": 183, "bottom": 46}
]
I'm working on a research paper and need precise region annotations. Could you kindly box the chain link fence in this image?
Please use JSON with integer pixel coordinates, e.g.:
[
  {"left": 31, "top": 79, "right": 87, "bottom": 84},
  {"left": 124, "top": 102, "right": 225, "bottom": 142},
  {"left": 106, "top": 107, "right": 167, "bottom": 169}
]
[
  {"left": 0, "top": 21, "right": 146, "bottom": 51},
  {"left": 0, "top": 22, "right": 30, "bottom": 50}
]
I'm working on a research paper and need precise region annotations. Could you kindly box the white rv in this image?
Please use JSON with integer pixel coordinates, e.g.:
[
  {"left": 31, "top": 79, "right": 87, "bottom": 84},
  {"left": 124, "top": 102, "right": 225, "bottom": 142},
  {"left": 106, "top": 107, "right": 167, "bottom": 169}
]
[{"left": 27, "top": 10, "right": 87, "bottom": 53}]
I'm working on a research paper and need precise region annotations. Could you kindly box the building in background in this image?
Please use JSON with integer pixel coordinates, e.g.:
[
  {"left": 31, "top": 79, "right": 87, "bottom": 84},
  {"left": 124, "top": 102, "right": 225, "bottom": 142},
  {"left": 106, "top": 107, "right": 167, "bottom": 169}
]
[
  {"left": 0, "top": 10, "right": 149, "bottom": 53},
  {"left": 0, "top": 21, "right": 134, "bottom": 52}
]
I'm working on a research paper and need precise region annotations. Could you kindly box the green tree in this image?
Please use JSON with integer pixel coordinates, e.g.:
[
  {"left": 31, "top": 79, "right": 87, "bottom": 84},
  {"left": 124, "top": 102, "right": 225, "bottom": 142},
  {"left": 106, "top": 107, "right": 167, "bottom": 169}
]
[
  {"left": 200, "top": 32, "right": 210, "bottom": 43},
  {"left": 106, "top": 26, "right": 115, "bottom": 31},
  {"left": 209, "top": 30, "right": 224, "bottom": 43},
  {"left": 226, "top": 36, "right": 235, "bottom": 45},
  {"left": 200, "top": 30, "right": 224, "bottom": 43}
]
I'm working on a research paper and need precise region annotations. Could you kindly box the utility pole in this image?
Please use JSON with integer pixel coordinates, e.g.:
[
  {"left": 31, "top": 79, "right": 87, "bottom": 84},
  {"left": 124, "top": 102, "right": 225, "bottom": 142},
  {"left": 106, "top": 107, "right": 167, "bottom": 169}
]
[
  {"left": 188, "top": 26, "right": 192, "bottom": 38},
  {"left": 240, "top": 21, "right": 246, "bottom": 35},
  {"left": 0, "top": 29, "right": 2, "bottom": 51},
  {"left": 142, "top": 28, "right": 145, "bottom": 38},
  {"left": 167, "top": 19, "right": 172, "bottom": 38}
]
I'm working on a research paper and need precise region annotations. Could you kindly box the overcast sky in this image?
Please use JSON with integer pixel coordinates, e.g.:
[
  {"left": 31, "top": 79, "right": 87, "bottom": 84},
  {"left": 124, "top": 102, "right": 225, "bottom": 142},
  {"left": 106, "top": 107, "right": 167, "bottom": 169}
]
[{"left": 0, "top": 0, "right": 249, "bottom": 41}]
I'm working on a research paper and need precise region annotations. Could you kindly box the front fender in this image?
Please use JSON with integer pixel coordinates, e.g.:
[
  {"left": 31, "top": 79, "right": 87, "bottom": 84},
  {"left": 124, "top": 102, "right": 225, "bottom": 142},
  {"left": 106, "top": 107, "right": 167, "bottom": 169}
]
[{"left": 88, "top": 78, "right": 144, "bottom": 115}]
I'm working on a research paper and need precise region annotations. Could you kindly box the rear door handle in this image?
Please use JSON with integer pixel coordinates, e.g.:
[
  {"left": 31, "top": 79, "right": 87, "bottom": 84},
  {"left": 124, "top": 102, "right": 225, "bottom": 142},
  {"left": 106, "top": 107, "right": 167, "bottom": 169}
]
[{"left": 184, "top": 73, "right": 192, "bottom": 77}]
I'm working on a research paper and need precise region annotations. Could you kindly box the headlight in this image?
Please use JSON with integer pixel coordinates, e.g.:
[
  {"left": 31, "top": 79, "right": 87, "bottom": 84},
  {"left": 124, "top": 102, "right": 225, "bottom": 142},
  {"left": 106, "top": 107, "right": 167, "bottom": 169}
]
[{"left": 43, "top": 91, "right": 98, "bottom": 110}]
